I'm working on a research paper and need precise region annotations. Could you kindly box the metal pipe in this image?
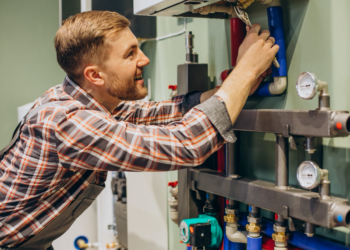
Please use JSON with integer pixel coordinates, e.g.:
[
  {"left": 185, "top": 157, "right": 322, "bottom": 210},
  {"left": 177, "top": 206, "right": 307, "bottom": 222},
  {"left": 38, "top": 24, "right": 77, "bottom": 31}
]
[
  {"left": 304, "top": 222, "right": 315, "bottom": 237},
  {"left": 305, "top": 137, "right": 315, "bottom": 154},
  {"left": 226, "top": 141, "right": 239, "bottom": 209},
  {"left": 275, "top": 135, "right": 289, "bottom": 188}
]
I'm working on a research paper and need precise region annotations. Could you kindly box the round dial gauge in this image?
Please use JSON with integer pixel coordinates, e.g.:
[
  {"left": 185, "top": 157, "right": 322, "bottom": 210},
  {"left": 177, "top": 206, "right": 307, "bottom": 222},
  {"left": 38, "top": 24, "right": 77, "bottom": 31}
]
[
  {"left": 296, "top": 161, "right": 321, "bottom": 189},
  {"left": 296, "top": 72, "right": 317, "bottom": 100}
]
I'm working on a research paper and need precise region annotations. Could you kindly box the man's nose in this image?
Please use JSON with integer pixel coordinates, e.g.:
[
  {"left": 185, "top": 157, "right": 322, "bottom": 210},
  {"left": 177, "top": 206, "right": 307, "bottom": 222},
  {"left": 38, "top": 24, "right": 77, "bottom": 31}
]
[{"left": 137, "top": 50, "right": 150, "bottom": 68}]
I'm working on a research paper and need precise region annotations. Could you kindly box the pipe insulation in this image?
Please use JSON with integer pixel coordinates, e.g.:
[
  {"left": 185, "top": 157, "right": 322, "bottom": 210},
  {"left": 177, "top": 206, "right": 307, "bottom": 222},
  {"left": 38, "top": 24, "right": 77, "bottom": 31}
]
[
  {"left": 247, "top": 236, "right": 263, "bottom": 250},
  {"left": 256, "top": 6, "right": 287, "bottom": 96},
  {"left": 230, "top": 18, "right": 245, "bottom": 67},
  {"left": 240, "top": 215, "right": 350, "bottom": 250}
]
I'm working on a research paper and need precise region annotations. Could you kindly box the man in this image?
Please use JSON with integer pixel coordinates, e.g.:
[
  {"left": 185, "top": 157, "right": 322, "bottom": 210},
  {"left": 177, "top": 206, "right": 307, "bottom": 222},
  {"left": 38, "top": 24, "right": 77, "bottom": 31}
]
[{"left": 0, "top": 10, "right": 278, "bottom": 249}]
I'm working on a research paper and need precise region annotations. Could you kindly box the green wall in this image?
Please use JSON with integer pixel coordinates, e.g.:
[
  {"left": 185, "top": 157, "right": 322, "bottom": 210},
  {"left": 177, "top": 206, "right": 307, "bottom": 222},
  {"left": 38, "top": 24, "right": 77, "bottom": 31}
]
[
  {"left": 0, "top": 0, "right": 66, "bottom": 149},
  {"left": 141, "top": 0, "right": 350, "bottom": 248}
]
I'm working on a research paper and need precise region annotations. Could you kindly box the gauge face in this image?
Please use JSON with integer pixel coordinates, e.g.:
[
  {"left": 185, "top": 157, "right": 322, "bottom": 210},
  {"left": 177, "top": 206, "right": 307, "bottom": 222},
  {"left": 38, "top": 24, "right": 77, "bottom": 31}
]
[
  {"left": 180, "top": 221, "right": 189, "bottom": 243},
  {"left": 297, "top": 161, "right": 320, "bottom": 189},
  {"left": 296, "top": 72, "right": 317, "bottom": 100}
]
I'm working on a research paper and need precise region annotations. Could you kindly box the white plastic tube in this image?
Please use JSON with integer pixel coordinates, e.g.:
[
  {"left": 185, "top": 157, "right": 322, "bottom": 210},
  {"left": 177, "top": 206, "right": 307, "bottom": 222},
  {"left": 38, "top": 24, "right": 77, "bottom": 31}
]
[
  {"left": 226, "top": 223, "right": 248, "bottom": 243},
  {"left": 269, "top": 76, "right": 287, "bottom": 95}
]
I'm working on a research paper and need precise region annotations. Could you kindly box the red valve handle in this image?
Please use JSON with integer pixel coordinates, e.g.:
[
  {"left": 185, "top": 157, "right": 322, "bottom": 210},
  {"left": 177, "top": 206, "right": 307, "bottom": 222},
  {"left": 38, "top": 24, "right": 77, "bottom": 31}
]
[
  {"left": 168, "top": 181, "right": 178, "bottom": 187},
  {"left": 168, "top": 85, "right": 177, "bottom": 90}
]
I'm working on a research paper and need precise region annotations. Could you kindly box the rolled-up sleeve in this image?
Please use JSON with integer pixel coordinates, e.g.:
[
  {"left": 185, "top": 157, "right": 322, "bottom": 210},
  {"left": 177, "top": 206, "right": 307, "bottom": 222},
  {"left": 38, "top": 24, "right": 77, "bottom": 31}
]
[{"left": 194, "top": 95, "right": 236, "bottom": 143}]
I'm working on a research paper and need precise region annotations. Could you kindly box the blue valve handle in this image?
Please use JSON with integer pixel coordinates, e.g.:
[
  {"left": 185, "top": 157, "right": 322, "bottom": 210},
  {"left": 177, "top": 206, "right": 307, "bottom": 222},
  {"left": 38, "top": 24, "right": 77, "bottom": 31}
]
[{"left": 74, "top": 235, "right": 88, "bottom": 250}]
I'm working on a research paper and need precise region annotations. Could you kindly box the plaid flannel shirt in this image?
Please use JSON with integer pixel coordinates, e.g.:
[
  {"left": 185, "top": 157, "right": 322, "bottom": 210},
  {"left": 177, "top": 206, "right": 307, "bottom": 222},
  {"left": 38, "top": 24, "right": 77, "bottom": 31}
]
[{"left": 0, "top": 76, "right": 235, "bottom": 246}]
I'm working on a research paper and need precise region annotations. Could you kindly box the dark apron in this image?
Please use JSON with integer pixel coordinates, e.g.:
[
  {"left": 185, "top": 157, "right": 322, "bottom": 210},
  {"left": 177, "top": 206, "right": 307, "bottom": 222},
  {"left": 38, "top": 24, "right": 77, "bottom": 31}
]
[{"left": 0, "top": 102, "right": 105, "bottom": 250}]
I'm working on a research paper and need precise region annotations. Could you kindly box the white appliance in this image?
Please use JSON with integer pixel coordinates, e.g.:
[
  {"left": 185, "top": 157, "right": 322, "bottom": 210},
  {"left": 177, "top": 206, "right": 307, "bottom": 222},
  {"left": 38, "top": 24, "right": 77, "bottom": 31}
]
[{"left": 134, "top": 0, "right": 224, "bottom": 16}]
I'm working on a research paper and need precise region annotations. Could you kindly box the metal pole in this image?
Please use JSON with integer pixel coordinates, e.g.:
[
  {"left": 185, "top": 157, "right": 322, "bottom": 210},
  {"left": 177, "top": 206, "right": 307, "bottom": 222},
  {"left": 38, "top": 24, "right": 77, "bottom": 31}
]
[
  {"left": 226, "top": 132, "right": 239, "bottom": 209},
  {"left": 275, "top": 134, "right": 289, "bottom": 188}
]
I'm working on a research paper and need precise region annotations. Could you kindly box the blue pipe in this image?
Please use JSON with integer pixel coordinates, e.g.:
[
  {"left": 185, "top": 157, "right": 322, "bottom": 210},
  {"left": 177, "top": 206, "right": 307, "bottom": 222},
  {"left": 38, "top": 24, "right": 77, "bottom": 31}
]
[
  {"left": 223, "top": 223, "right": 230, "bottom": 250},
  {"left": 186, "top": 246, "right": 192, "bottom": 250},
  {"left": 268, "top": 6, "right": 287, "bottom": 78},
  {"left": 247, "top": 236, "right": 262, "bottom": 250},
  {"left": 240, "top": 214, "right": 350, "bottom": 250},
  {"left": 255, "top": 6, "right": 287, "bottom": 97}
]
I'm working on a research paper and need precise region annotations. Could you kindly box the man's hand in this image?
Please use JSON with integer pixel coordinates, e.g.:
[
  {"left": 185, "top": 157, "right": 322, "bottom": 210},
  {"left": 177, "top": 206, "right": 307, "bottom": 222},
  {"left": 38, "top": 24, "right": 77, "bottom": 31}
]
[
  {"left": 249, "top": 67, "right": 272, "bottom": 96},
  {"left": 216, "top": 24, "right": 279, "bottom": 124},
  {"left": 238, "top": 25, "right": 274, "bottom": 96}
]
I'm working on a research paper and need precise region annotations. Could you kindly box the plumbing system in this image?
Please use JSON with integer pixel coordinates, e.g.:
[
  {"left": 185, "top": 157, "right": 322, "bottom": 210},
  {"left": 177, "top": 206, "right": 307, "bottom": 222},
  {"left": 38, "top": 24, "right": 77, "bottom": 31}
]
[
  {"left": 175, "top": 1, "right": 350, "bottom": 250},
  {"left": 132, "top": 0, "right": 350, "bottom": 249}
]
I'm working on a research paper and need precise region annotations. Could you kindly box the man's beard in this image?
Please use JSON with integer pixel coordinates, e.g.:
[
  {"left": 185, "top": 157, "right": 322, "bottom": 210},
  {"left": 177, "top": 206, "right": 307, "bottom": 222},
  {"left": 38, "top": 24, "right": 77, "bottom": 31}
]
[{"left": 106, "top": 72, "right": 147, "bottom": 101}]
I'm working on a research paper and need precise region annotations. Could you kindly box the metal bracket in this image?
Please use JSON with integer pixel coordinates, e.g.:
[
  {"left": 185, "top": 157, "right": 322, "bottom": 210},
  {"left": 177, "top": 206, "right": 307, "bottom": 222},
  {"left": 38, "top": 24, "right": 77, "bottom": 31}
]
[
  {"left": 191, "top": 180, "right": 202, "bottom": 200},
  {"left": 282, "top": 205, "right": 289, "bottom": 219},
  {"left": 288, "top": 217, "right": 305, "bottom": 232},
  {"left": 283, "top": 124, "right": 290, "bottom": 138},
  {"left": 289, "top": 136, "right": 298, "bottom": 150}
]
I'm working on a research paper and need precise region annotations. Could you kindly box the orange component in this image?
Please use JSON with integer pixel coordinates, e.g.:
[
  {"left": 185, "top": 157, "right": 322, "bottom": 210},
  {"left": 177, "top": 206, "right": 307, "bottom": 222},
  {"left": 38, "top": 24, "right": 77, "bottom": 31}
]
[
  {"left": 179, "top": 241, "right": 183, "bottom": 244},
  {"left": 186, "top": 244, "right": 191, "bottom": 247},
  {"left": 336, "top": 122, "right": 342, "bottom": 130},
  {"left": 190, "top": 226, "right": 194, "bottom": 234}
]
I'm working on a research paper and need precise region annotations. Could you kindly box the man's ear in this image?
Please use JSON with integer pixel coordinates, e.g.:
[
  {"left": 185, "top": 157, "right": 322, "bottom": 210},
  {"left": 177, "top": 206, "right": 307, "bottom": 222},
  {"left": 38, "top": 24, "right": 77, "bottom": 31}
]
[{"left": 83, "top": 66, "right": 105, "bottom": 86}]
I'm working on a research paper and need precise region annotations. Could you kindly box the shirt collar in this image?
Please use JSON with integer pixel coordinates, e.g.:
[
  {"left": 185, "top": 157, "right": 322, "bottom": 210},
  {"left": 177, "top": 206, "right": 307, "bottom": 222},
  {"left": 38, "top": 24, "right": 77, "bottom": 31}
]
[{"left": 62, "top": 76, "right": 111, "bottom": 115}]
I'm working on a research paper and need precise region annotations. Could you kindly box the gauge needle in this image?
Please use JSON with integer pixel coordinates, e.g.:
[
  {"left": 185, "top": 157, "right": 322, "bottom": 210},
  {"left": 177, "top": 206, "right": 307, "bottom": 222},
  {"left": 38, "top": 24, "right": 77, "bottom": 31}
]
[{"left": 233, "top": 5, "right": 280, "bottom": 69}]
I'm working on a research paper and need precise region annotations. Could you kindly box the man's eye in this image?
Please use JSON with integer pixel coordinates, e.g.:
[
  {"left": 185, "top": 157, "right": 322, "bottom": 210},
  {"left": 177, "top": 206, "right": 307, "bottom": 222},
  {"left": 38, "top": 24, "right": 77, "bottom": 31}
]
[{"left": 128, "top": 50, "right": 133, "bottom": 57}]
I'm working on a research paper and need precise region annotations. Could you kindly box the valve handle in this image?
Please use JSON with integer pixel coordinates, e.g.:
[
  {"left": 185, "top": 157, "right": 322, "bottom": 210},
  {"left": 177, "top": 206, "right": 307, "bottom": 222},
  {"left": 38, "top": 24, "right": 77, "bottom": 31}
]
[{"left": 168, "top": 181, "right": 178, "bottom": 187}]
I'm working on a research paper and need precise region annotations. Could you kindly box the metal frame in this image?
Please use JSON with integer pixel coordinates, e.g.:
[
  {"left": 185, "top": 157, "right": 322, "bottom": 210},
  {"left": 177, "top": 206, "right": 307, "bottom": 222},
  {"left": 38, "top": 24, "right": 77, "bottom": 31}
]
[
  {"left": 190, "top": 169, "right": 350, "bottom": 228},
  {"left": 232, "top": 109, "right": 350, "bottom": 137}
]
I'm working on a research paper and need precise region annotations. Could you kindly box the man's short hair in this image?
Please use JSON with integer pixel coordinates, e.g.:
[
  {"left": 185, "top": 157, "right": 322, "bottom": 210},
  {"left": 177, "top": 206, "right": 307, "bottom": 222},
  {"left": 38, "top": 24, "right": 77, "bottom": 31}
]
[{"left": 55, "top": 11, "right": 131, "bottom": 81}]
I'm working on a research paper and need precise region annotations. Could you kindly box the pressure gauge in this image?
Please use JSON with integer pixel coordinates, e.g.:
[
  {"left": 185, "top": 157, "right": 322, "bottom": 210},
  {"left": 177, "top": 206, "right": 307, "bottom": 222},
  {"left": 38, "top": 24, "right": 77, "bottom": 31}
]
[
  {"left": 296, "top": 72, "right": 318, "bottom": 100},
  {"left": 296, "top": 161, "right": 322, "bottom": 189}
]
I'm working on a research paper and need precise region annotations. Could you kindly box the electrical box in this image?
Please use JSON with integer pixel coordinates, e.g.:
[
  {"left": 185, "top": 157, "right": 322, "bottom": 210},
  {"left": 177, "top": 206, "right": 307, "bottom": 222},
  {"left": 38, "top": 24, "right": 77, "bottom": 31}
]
[{"left": 134, "top": 0, "right": 229, "bottom": 19}]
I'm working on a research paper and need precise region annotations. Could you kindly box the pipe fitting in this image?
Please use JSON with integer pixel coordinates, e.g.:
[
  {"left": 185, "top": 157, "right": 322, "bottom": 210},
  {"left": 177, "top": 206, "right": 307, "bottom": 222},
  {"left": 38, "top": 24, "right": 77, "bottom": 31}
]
[
  {"left": 272, "top": 232, "right": 289, "bottom": 242},
  {"left": 269, "top": 77, "right": 287, "bottom": 95},
  {"left": 192, "top": 4, "right": 234, "bottom": 15},
  {"left": 331, "top": 112, "right": 350, "bottom": 136},
  {"left": 247, "top": 216, "right": 261, "bottom": 224},
  {"left": 224, "top": 214, "right": 238, "bottom": 223},
  {"left": 226, "top": 222, "right": 248, "bottom": 243},
  {"left": 168, "top": 197, "right": 178, "bottom": 224},
  {"left": 225, "top": 207, "right": 239, "bottom": 215},
  {"left": 332, "top": 203, "right": 350, "bottom": 227},
  {"left": 246, "top": 223, "right": 260, "bottom": 233},
  {"left": 304, "top": 222, "right": 315, "bottom": 237},
  {"left": 273, "top": 224, "right": 287, "bottom": 233},
  {"left": 237, "top": 0, "right": 255, "bottom": 9}
]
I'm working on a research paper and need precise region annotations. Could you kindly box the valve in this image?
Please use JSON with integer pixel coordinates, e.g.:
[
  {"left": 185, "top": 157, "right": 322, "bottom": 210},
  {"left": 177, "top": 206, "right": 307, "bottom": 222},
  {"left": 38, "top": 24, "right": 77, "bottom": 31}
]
[
  {"left": 74, "top": 236, "right": 99, "bottom": 250},
  {"left": 168, "top": 180, "right": 179, "bottom": 224},
  {"left": 168, "top": 181, "right": 178, "bottom": 187},
  {"left": 272, "top": 214, "right": 289, "bottom": 250},
  {"left": 168, "top": 85, "right": 177, "bottom": 98}
]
